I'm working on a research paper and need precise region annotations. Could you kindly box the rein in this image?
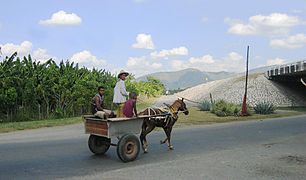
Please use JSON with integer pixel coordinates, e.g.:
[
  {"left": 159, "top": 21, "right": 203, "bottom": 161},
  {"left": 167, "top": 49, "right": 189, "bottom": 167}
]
[{"left": 177, "top": 96, "right": 202, "bottom": 104}]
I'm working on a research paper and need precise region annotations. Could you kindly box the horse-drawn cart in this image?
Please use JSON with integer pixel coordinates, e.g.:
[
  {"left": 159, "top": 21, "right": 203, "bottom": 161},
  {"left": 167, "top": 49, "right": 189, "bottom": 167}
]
[{"left": 83, "top": 114, "right": 167, "bottom": 162}]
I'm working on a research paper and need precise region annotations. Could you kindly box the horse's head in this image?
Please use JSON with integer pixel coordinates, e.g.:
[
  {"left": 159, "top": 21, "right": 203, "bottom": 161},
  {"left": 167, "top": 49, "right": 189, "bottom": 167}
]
[{"left": 176, "top": 98, "right": 189, "bottom": 115}]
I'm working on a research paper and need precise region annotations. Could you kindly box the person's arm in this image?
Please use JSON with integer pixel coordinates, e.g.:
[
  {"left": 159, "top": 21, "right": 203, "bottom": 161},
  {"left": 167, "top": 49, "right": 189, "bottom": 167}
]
[
  {"left": 120, "top": 80, "right": 129, "bottom": 97},
  {"left": 133, "top": 101, "right": 138, "bottom": 117},
  {"left": 95, "top": 96, "right": 103, "bottom": 111}
]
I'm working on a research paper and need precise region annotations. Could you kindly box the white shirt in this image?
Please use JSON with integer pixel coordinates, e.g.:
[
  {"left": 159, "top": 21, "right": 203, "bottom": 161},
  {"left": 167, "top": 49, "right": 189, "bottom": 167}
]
[{"left": 113, "top": 79, "right": 129, "bottom": 103}]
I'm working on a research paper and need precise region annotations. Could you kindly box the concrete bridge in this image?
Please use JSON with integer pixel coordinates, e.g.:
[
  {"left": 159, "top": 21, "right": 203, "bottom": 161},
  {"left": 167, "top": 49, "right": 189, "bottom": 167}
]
[
  {"left": 265, "top": 60, "right": 306, "bottom": 104},
  {"left": 266, "top": 60, "right": 306, "bottom": 83}
]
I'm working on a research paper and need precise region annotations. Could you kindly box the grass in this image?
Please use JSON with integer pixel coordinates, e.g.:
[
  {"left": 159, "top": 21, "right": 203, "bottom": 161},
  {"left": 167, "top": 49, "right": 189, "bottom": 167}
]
[
  {"left": 0, "top": 117, "right": 82, "bottom": 133},
  {"left": 1, "top": 99, "right": 305, "bottom": 134},
  {"left": 0, "top": 97, "right": 158, "bottom": 134},
  {"left": 174, "top": 107, "right": 306, "bottom": 128}
]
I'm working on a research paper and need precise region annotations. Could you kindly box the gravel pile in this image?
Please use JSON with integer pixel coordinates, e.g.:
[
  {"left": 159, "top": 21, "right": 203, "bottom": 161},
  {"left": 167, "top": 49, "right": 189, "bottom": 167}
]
[{"left": 155, "top": 74, "right": 306, "bottom": 107}]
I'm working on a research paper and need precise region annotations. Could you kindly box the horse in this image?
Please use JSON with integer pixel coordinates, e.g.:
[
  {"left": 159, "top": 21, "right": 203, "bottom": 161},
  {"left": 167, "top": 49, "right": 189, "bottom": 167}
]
[{"left": 138, "top": 99, "right": 189, "bottom": 153}]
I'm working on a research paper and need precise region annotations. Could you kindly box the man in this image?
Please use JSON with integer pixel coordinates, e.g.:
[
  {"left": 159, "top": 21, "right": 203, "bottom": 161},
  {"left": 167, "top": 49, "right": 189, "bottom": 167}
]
[
  {"left": 92, "top": 86, "right": 114, "bottom": 119},
  {"left": 113, "top": 70, "right": 129, "bottom": 117}
]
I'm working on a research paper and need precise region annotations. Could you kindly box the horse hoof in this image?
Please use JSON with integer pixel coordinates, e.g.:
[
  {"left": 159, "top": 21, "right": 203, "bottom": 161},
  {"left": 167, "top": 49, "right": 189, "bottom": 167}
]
[
  {"left": 160, "top": 140, "right": 164, "bottom": 144},
  {"left": 169, "top": 146, "right": 174, "bottom": 150},
  {"left": 144, "top": 149, "right": 148, "bottom": 153}
]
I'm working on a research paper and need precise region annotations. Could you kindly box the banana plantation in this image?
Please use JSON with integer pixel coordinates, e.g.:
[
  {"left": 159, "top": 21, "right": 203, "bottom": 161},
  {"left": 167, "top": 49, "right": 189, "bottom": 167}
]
[{"left": 0, "top": 53, "right": 165, "bottom": 122}]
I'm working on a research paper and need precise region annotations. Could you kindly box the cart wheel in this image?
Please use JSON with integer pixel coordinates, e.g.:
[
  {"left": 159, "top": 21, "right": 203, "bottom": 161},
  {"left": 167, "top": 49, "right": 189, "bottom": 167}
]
[
  {"left": 117, "top": 134, "right": 140, "bottom": 162},
  {"left": 88, "top": 135, "right": 111, "bottom": 155}
]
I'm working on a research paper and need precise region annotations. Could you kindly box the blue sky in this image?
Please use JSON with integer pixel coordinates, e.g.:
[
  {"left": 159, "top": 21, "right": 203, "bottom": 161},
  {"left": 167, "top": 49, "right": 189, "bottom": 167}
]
[{"left": 0, "top": 0, "right": 306, "bottom": 77}]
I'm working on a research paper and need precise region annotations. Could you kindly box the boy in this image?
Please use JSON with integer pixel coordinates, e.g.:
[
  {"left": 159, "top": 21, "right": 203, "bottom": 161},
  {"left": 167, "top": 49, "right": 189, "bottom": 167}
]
[{"left": 123, "top": 92, "right": 138, "bottom": 118}]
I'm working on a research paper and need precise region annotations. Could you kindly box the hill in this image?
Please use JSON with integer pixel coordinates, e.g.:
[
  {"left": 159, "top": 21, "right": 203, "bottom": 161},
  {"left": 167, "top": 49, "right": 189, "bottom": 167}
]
[{"left": 137, "top": 68, "right": 236, "bottom": 90}]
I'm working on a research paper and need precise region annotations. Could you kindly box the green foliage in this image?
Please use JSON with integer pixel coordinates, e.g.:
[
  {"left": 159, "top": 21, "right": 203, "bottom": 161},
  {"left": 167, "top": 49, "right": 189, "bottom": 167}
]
[
  {"left": 211, "top": 100, "right": 240, "bottom": 117},
  {"left": 198, "top": 100, "right": 212, "bottom": 111},
  {"left": 0, "top": 53, "right": 117, "bottom": 122},
  {"left": 0, "top": 53, "right": 166, "bottom": 122},
  {"left": 167, "top": 88, "right": 186, "bottom": 95},
  {"left": 254, "top": 102, "right": 275, "bottom": 114},
  {"left": 131, "top": 76, "right": 165, "bottom": 98}
]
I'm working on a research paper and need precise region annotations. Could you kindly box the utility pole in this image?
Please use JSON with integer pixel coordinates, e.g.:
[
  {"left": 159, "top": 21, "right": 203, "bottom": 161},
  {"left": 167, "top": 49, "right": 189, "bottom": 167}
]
[{"left": 241, "top": 46, "right": 249, "bottom": 116}]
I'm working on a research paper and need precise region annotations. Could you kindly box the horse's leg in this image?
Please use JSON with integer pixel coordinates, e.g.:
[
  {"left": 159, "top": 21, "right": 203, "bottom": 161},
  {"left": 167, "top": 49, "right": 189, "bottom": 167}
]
[
  {"left": 160, "top": 116, "right": 170, "bottom": 144},
  {"left": 162, "top": 127, "right": 174, "bottom": 150},
  {"left": 160, "top": 137, "right": 167, "bottom": 144},
  {"left": 160, "top": 127, "right": 168, "bottom": 144},
  {"left": 140, "top": 121, "right": 147, "bottom": 152},
  {"left": 140, "top": 123, "right": 156, "bottom": 153}
]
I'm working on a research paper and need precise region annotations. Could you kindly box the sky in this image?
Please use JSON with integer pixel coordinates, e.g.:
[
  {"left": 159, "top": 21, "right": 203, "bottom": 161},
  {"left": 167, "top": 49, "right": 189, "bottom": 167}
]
[{"left": 0, "top": 0, "right": 306, "bottom": 77}]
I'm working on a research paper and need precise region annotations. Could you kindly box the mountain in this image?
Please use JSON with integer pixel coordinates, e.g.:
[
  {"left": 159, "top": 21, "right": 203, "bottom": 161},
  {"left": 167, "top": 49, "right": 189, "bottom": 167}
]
[
  {"left": 238, "top": 65, "right": 272, "bottom": 76},
  {"left": 137, "top": 68, "right": 236, "bottom": 90}
]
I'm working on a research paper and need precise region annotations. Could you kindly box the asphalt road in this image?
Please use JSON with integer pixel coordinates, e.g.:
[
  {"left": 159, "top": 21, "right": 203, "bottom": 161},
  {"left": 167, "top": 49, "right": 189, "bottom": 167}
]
[{"left": 1, "top": 115, "right": 306, "bottom": 180}]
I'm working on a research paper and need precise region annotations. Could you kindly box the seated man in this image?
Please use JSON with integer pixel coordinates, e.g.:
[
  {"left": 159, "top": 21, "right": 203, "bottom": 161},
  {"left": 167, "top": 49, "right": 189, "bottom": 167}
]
[{"left": 92, "top": 86, "right": 115, "bottom": 119}]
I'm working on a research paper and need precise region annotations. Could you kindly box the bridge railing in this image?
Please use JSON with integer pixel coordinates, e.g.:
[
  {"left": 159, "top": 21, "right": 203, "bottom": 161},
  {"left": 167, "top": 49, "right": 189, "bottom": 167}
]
[{"left": 266, "top": 60, "right": 306, "bottom": 78}]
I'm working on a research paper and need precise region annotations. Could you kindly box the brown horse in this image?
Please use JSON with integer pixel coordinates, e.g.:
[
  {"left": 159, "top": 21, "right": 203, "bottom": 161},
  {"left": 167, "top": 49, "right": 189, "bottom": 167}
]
[{"left": 138, "top": 99, "right": 189, "bottom": 153}]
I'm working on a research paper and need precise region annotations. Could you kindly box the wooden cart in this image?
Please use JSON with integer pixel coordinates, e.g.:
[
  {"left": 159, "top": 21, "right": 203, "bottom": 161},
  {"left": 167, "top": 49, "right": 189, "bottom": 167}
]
[{"left": 83, "top": 114, "right": 166, "bottom": 162}]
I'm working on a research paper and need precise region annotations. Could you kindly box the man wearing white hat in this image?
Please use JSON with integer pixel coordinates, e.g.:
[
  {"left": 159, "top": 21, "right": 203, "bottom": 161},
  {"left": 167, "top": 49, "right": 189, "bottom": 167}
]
[{"left": 113, "top": 70, "right": 129, "bottom": 117}]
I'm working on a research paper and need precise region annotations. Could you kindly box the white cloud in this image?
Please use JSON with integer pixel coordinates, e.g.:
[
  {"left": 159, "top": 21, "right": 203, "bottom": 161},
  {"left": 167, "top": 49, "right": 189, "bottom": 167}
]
[
  {"left": 189, "top": 55, "right": 215, "bottom": 64},
  {"left": 0, "top": 41, "right": 113, "bottom": 71},
  {"left": 0, "top": 41, "right": 32, "bottom": 57},
  {"left": 132, "top": 33, "right": 155, "bottom": 50},
  {"left": 39, "top": 10, "right": 82, "bottom": 26},
  {"left": 150, "top": 46, "right": 188, "bottom": 59},
  {"left": 270, "top": 33, "right": 306, "bottom": 49},
  {"left": 224, "top": 17, "right": 242, "bottom": 26},
  {"left": 228, "top": 23, "right": 257, "bottom": 36},
  {"left": 170, "top": 60, "right": 187, "bottom": 70},
  {"left": 133, "top": 0, "right": 147, "bottom": 3},
  {"left": 171, "top": 52, "right": 244, "bottom": 72},
  {"left": 226, "top": 13, "right": 300, "bottom": 37},
  {"left": 250, "top": 13, "right": 299, "bottom": 27},
  {"left": 32, "top": 48, "right": 54, "bottom": 63},
  {"left": 151, "top": 62, "right": 163, "bottom": 69},
  {"left": 126, "top": 56, "right": 163, "bottom": 76},
  {"left": 0, "top": 41, "right": 58, "bottom": 63},
  {"left": 71, "top": 50, "right": 107, "bottom": 69},
  {"left": 127, "top": 56, "right": 162, "bottom": 69},
  {"left": 266, "top": 58, "right": 286, "bottom": 66},
  {"left": 291, "top": 9, "right": 303, "bottom": 14},
  {"left": 201, "top": 17, "right": 209, "bottom": 23}
]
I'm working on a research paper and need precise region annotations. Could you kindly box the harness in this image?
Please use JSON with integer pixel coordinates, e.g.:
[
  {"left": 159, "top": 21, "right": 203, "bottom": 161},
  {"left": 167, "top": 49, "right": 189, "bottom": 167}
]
[{"left": 146, "top": 106, "right": 178, "bottom": 128}]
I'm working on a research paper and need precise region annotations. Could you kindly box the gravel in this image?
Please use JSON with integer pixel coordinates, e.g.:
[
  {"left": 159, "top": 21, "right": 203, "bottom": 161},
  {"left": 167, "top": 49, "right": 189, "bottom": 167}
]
[{"left": 155, "top": 74, "right": 306, "bottom": 107}]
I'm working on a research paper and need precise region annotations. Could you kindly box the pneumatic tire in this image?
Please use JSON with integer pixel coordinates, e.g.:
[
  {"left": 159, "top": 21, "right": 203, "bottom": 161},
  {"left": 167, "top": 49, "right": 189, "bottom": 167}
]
[
  {"left": 116, "top": 134, "right": 140, "bottom": 162},
  {"left": 88, "top": 135, "right": 111, "bottom": 155}
]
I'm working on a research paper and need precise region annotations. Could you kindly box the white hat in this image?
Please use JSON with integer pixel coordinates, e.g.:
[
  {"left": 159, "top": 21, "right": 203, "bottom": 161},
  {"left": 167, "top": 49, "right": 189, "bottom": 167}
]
[{"left": 118, "top": 70, "right": 129, "bottom": 78}]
